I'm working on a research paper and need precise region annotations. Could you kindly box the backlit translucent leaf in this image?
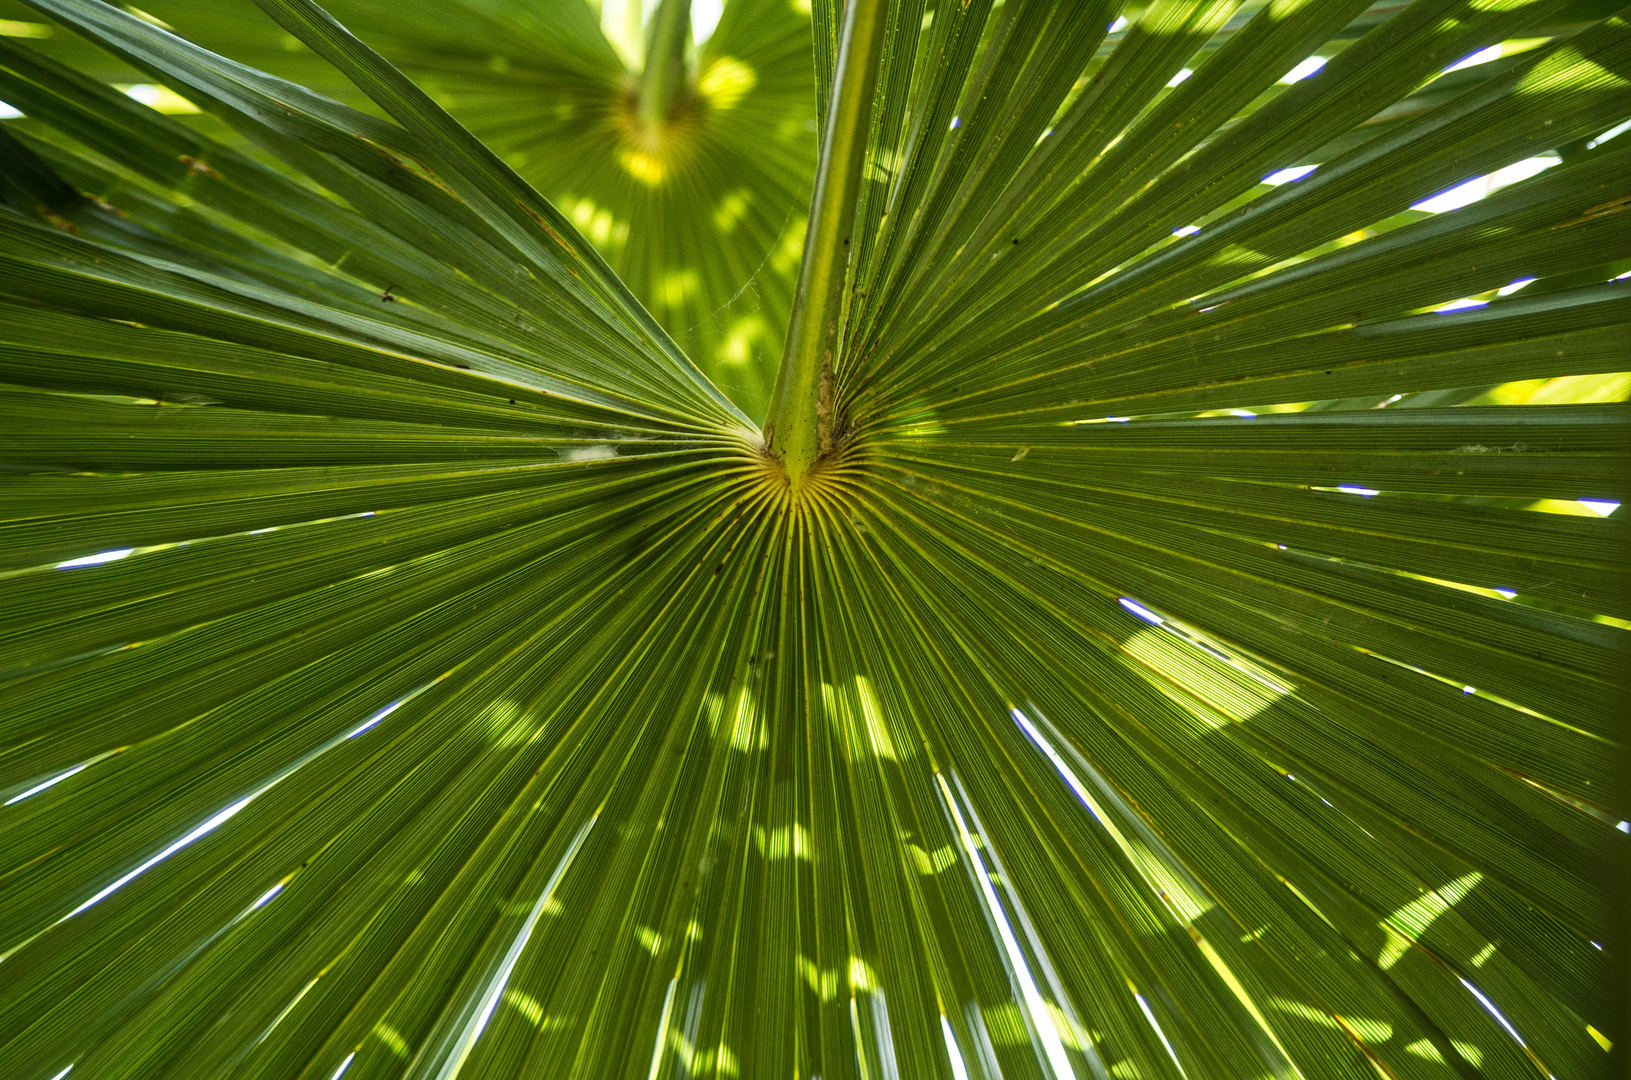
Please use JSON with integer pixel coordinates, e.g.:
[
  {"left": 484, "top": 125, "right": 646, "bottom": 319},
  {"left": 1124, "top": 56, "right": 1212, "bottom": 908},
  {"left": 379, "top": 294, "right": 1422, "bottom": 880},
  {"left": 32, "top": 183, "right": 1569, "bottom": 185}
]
[{"left": 0, "top": 1, "right": 1625, "bottom": 1078}]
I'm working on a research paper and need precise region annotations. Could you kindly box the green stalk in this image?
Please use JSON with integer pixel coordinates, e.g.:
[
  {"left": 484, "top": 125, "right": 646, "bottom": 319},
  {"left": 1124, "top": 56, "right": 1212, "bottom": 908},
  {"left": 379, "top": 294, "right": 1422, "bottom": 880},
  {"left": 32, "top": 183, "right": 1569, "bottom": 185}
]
[
  {"left": 763, "top": 0, "right": 888, "bottom": 487},
  {"left": 639, "top": 0, "right": 693, "bottom": 131}
]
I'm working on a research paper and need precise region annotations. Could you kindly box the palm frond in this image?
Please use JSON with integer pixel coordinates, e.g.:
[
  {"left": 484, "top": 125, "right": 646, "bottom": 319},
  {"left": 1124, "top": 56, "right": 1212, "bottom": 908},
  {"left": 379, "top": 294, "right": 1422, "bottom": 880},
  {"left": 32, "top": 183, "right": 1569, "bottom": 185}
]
[{"left": 0, "top": 0, "right": 1626, "bottom": 1078}]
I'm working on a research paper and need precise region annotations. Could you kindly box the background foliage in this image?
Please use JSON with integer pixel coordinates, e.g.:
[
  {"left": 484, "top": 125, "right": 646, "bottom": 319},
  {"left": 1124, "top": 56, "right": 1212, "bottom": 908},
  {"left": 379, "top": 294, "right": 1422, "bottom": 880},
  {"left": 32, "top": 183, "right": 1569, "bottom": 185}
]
[{"left": 0, "top": 0, "right": 817, "bottom": 414}]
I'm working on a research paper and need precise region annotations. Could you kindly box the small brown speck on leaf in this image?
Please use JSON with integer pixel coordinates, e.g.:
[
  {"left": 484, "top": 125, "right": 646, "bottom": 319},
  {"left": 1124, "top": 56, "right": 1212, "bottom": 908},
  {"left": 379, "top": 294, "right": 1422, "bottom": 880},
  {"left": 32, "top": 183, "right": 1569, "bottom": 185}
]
[{"left": 179, "top": 155, "right": 222, "bottom": 179}]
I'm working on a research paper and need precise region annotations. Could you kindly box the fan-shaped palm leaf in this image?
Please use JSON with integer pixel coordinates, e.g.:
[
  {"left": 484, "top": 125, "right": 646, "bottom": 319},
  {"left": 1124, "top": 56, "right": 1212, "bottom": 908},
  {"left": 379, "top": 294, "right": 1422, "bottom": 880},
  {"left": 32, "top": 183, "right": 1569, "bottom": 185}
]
[{"left": 0, "top": 0, "right": 1626, "bottom": 1078}]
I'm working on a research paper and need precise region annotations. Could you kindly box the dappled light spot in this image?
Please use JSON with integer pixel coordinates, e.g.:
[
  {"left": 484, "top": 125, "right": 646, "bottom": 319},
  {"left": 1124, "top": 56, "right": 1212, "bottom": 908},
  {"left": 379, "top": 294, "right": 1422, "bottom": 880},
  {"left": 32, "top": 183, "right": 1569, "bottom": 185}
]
[
  {"left": 1378, "top": 872, "right": 1482, "bottom": 969},
  {"left": 1165, "top": 69, "right": 1193, "bottom": 88},
  {"left": 854, "top": 676, "right": 898, "bottom": 759},
  {"left": 702, "top": 691, "right": 725, "bottom": 737},
  {"left": 865, "top": 145, "right": 905, "bottom": 182},
  {"left": 636, "top": 925, "right": 664, "bottom": 955},
  {"left": 1488, "top": 370, "right": 1630, "bottom": 406},
  {"left": 713, "top": 188, "right": 752, "bottom": 233},
  {"left": 909, "top": 842, "right": 957, "bottom": 874},
  {"left": 1270, "top": 998, "right": 1393, "bottom": 1043},
  {"left": 567, "top": 197, "right": 621, "bottom": 248},
  {"left": 771, "top": 217, "right": 807, "bottom": 275},
  {"left": 1111, "top": 601, "right": 1291, "bottom": 726},
  {"left": 618, "top": 148, "right": 669, "bottom": 185},
  {"left": 660, "top": 268, "right": 700, "bottom": 310},
  {"left": 755, "top": 822, "right": 811, "bottom": 860},
  {"left": 821, "top": 676, "right": 902, "bottom": 759},
  {"left": 1405, "top": 1038, "right": 1484, "bottom": 1067},
  {"left": 722, "top": 314, "right": 769, "bottom": 365},
  {"left": 1121, "top": 628, "right": 1288, "bottom": 726},
  {"left": 503, "top": 995, "right": 568, "bottom": 1032},
  {"left": 0, "top": 18, "right": 52, "bottom": 37},
  {"left": 694, "top": 1043, "right": 739, "bottom": 1077},
  {"left": 373, "top": 1023, "right": 411, "bottom": 1058},
  {"left": 1047, "top": 1000, "right": 1094, "bottom": 1054},
  {"left": 482, "top": 699, "right": 533, "bottom": 748},
  {"left": 798, "top": 956, "right": 839, "bottom": 1000},
  {"left": 699, "top": 58, "right": 756, "bottom": 111},
  {"left": 662, "top": 1009, "right": 703, "bottom": 1075},
  {"left": 720, "top": 683, "right": 765, "bottom": 752}
]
